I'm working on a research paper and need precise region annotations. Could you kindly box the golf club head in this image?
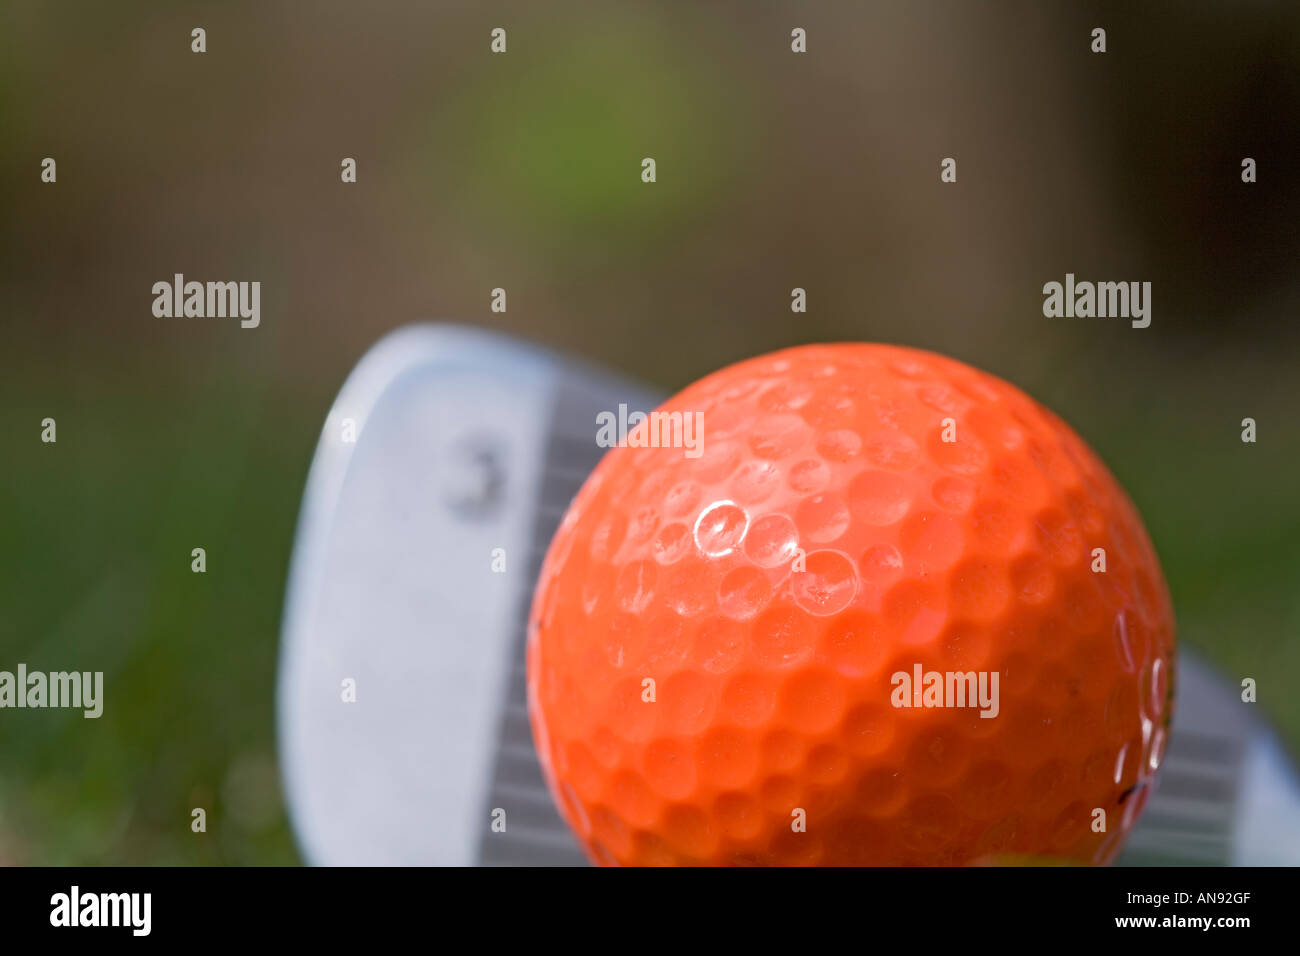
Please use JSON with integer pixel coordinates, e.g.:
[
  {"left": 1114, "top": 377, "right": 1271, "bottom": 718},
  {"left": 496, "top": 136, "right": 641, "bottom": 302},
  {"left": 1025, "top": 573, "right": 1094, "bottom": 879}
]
[
  {"left": 278, "top": 323, "right": 1300, "bottom": 866},
  {"left": 1115, "top": 653, "right": 1300, "bottom": 865},
  {"left": 277, "top": 323, "right": 657, "bottom": 865}
]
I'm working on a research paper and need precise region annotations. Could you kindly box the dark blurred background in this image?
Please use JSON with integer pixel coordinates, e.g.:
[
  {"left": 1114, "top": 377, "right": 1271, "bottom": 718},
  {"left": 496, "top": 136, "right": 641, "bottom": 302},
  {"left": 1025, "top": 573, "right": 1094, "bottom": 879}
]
[{"left": 1, "top": 1, "right": 1297, "bottom": 863}]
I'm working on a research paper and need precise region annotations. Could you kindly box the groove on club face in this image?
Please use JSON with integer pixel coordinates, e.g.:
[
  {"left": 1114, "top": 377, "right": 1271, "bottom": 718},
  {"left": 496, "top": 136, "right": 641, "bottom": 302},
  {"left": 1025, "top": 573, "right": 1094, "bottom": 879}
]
[{"left": 474, "top": 390, "right": 620, "bottom": 865}]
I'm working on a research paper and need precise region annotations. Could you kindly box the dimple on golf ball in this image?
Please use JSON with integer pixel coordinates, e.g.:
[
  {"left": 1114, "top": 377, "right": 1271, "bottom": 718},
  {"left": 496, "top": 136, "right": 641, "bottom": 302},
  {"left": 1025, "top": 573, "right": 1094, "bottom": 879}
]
[{"left": 527, "top": 343, "right": 1175, "bottom": 866}]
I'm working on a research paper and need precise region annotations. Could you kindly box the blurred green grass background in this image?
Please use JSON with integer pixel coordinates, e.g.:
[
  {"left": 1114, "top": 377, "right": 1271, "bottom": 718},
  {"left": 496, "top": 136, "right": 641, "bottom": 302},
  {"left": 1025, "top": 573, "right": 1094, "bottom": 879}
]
[{"left": 1, "top": 1, "right": 1298, "bottom": 863}]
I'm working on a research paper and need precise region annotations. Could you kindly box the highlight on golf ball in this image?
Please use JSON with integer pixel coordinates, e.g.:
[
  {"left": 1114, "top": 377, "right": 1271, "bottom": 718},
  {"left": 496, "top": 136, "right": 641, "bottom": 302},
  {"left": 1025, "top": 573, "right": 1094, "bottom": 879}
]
[{"left": 527, "top": 342, "right": 1176, "bottom": 866}]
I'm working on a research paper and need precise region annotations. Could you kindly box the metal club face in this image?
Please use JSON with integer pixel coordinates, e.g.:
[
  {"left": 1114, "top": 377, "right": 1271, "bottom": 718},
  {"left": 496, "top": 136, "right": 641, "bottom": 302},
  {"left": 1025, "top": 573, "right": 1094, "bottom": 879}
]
[
  {"left": 278, "top": 324, "right": 1300, "bottom": 866},
  {"left": 276, "top": 324, "right": 654, "bottom": 865},
  {"left": 1116, "top": 652, "right": 1300, "bottom": 866}
]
